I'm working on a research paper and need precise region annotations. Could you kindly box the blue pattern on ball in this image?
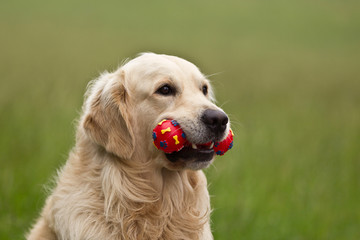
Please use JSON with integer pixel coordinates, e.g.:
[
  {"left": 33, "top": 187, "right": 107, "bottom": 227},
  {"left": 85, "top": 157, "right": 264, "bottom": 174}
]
[
  {"left": 181, "top": 132, "right": 186, "bottom": 139},
  {"left": 216, "top": 150, "right": 224, "bottom": 155},
  {"left": 171, "top": 120, "right": 179, "bottom": 126},
  {"left": 152, "top": 132, "right": 157, "bottom": 140},
  {"left": 160, "top": 141, "right": 168, "bottom": 149}
]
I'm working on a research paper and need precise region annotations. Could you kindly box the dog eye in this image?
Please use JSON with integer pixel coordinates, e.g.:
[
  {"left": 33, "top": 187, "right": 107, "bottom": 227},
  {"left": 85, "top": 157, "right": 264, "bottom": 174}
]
[
  {"left": 202, "top": 85, "right": 208, "bottom": 95},
  {"left": 156, "top": 84, "right": 174, "bottom": 96}
]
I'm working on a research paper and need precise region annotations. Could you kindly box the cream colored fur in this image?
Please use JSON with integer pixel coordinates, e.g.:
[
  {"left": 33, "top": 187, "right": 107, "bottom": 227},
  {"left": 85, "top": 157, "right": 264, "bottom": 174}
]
[{"left": 27, "top": 53, "right": 227, "bottom": 240}]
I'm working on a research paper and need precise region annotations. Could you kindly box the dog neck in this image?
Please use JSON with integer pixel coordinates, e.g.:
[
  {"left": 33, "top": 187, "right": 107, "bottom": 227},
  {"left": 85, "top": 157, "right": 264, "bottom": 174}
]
[{"left": 73, "top": 133, "right": 210, "bottom": 239}]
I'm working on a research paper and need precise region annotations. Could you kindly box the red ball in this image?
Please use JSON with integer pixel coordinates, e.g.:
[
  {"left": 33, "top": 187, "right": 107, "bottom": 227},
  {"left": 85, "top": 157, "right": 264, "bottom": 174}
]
[
  {"left": 213, "top": 129, "right": 234, "bottom": 156},
  {"left": 153, "top": 119, "right": 187, "bottom": 153}
]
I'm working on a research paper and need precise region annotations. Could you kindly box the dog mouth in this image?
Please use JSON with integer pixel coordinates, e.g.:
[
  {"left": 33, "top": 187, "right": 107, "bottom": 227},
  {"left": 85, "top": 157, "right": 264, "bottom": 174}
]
[
  {"left": 153, "top": 118, "right": 233, "bottom": 166},
  {"left": 165, "top": 142, "right": 215, "bottom": 163}
]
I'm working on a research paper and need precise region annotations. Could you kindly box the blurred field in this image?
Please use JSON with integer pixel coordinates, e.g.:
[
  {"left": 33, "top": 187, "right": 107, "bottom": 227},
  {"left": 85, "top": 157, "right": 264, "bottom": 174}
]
[{"left": 1, "top": 0, "right": 359, "bottom": 239}]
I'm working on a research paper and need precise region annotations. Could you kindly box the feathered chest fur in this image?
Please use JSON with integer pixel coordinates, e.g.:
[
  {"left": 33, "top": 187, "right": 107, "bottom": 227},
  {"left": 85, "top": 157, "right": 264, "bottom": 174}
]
[{"left": 46, "top": 151, "right": 211, "bottom": 240}]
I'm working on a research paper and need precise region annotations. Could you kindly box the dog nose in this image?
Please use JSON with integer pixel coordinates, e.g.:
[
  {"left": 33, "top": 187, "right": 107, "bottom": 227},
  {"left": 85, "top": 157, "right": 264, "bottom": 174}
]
[{"left": 201, "top": 109, "right": 228, "bottom": 136}]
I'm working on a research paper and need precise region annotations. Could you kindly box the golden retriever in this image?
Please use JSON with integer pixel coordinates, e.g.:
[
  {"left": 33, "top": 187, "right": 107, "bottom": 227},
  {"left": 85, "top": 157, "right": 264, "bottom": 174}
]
[{"left": 27, "top": 53, "right": 230, "bottom": 240}]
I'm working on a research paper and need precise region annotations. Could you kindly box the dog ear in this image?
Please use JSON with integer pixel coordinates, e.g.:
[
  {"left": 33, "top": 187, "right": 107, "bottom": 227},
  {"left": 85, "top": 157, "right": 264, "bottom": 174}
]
[{"left": 82, "top": 71, "right": 135, "bottom": 159}]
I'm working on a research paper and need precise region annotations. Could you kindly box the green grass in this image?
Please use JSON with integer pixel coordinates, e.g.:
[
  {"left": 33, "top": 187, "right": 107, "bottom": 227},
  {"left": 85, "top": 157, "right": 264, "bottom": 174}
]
[{"left": 1, "top": 0, "right": 359, "bottom": 239}]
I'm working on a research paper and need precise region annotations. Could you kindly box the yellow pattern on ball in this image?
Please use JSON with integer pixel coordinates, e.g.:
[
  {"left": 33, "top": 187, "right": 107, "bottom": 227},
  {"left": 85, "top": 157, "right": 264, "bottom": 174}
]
[
  {"left": 161, "top": 127, "right": 171, "bottom": 134},
  {"left": 158, "top": 119, "right": 166, "bottom": 125},
  {"left": 173, "top": 135, "right": 180, "bottom": 145}
]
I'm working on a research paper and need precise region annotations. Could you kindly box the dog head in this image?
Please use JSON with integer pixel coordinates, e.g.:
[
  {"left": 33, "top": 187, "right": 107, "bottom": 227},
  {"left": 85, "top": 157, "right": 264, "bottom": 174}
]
[{"left": 82, "top": 53, "right": 230, "bottom": 170}]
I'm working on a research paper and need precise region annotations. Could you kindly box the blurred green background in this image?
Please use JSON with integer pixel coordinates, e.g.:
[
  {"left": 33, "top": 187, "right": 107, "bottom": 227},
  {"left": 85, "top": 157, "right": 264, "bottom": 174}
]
[{"left": 1, "top": 0, "right": 359, "bottom": 239}]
